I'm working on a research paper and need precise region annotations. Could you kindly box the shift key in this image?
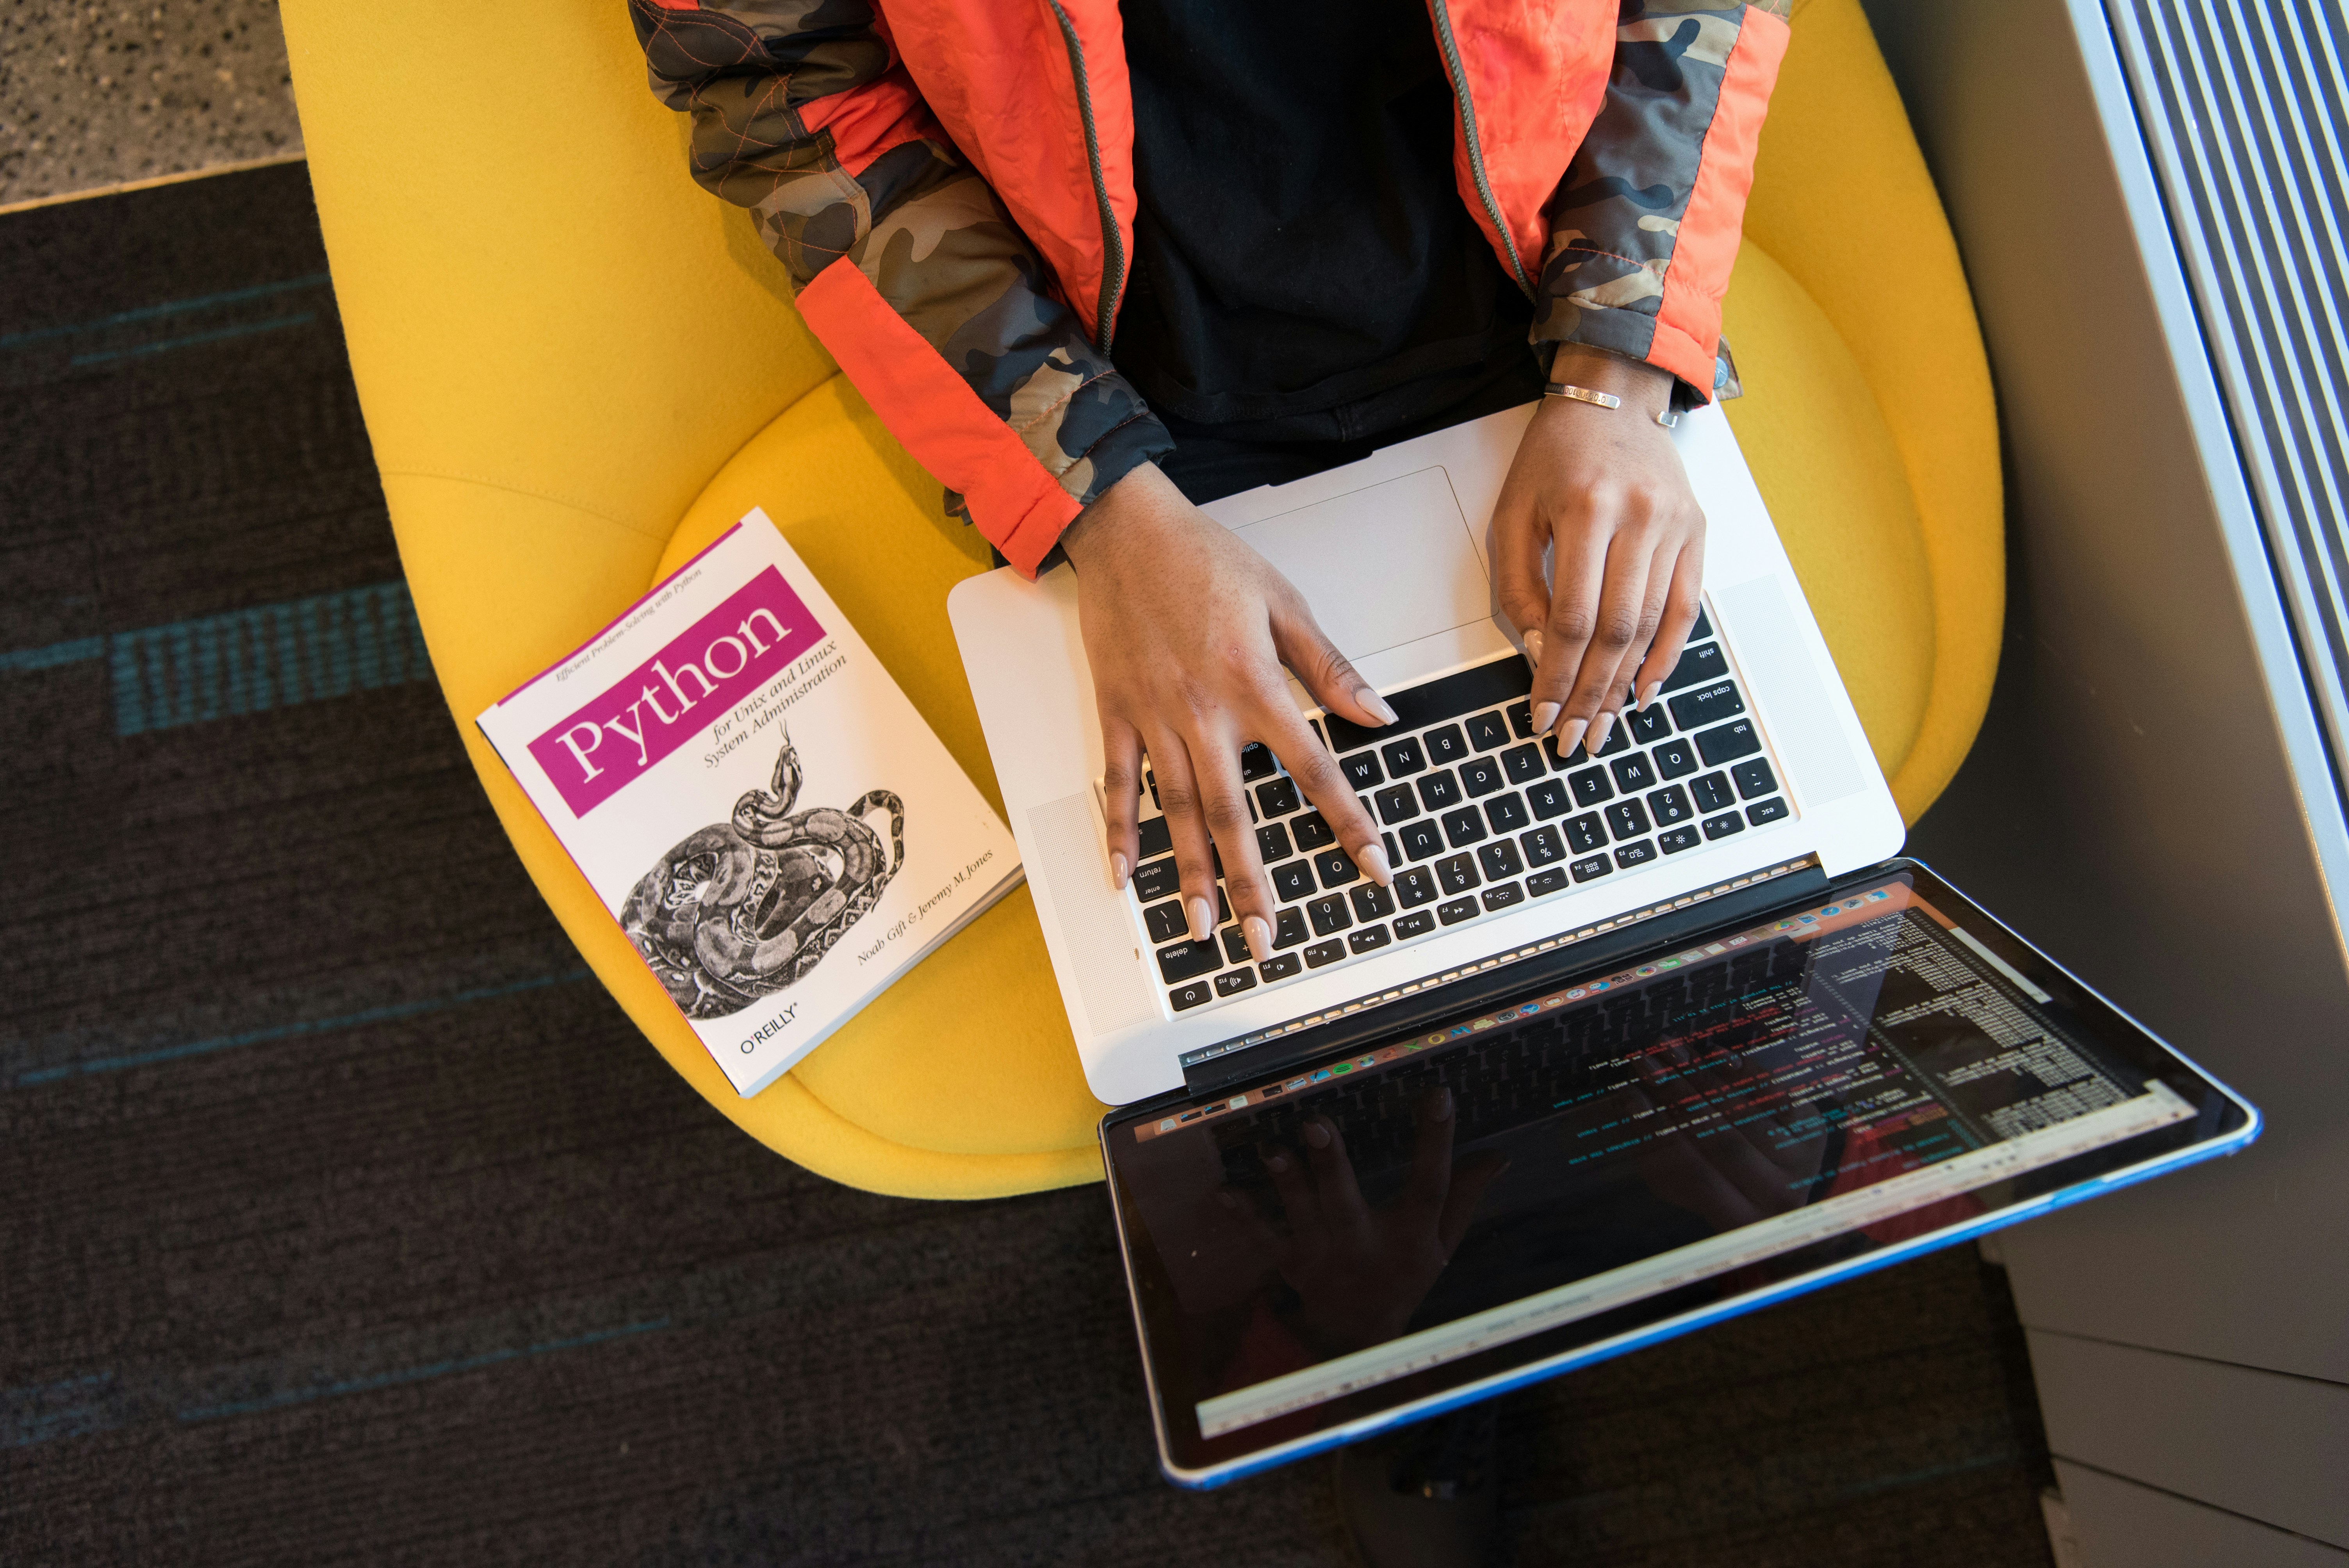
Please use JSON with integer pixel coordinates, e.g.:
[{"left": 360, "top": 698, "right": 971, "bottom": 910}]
[{"left": 1668, "top": 679, "right": 1746, "bottom": 732}]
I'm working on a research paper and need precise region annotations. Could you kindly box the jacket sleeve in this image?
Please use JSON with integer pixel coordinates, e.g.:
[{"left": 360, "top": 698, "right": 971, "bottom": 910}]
[
  {"left": 629, "top": 0, "right": 1171, "bottom": 577},
  {"left": 1530, "top": 2, "right": 1792, "bottom": 409}
]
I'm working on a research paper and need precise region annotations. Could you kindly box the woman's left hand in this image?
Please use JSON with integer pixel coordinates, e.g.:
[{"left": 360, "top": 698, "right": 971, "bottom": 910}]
[{"left": 1491, "top": 344, "right": 1707, "bottom": 759}]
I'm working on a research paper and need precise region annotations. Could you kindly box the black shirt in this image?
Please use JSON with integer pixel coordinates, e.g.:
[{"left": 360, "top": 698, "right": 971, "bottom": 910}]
[{"left": 1112, "top": 0, "right": 1538, "bottom": 460}]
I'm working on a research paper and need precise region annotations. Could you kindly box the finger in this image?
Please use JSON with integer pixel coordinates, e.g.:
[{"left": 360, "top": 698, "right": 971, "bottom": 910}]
[
  {"left": 1099, "top": 715, "right": 1144, "bottom": 891},
  {"left": 1263, "top": 1142, "right": 1321, "bottom": 1238},
  {"left": 1534, "top": 515, "right": 1611, "bottom": 753},
  {"left": 1302, "top": 1116, "right": 1370, "bottom": 1239},
  {"left": 1143, "top": 730, "right": 1223, "bottom": 943},
  {"left": 1269, "top": 593, "right": 1397, "bottom": 732},
  {"left": 1490, "top": 477, "right": 1555, "bottom": 676},
  {"left": 1559, "top": 530, "right": 1656, "bottom": 759},
  {"left": 1402, "top": 1085, "right": 1461, "bottom": 1217},
  {"left": 1590, "top": 539, "right": 1675, "bottom": 743},
  {"left": 1629, "top": 537, "right": 1706, "bottom": 712},
  {"left": 1213, "top": 1186, "right": 1282, "bottom": 1253},
  {"left": 1185, "top": 717, "right": 1276, "bottom": 963},
  {"left": 1436, "top": 1150, "right": 1511, "bottom": 1256},
  {"left": 1260, "top": 673, "right": 1392, "bottom": 888}
]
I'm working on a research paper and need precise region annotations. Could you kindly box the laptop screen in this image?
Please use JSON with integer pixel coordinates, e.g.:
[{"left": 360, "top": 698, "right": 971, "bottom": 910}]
[{"left": 1103, "top": 862, "right": 2253, "bottom": 1482}]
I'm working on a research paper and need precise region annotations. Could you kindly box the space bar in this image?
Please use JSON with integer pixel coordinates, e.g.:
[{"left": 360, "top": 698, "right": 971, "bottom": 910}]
[{"left": 1322, "top": 654, "right": 1533, "bottom": 753}]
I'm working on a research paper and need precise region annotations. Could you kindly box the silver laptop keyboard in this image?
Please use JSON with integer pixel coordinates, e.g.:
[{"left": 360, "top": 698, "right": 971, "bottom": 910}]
[{"left": 1128, "top": 607, "right": 1793, "bottom": 1017}]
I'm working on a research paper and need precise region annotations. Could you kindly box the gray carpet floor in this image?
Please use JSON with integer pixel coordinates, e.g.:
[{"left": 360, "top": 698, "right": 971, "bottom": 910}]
[{"left": 0, "top": 161, "right": 2058, "bottom": 1567}]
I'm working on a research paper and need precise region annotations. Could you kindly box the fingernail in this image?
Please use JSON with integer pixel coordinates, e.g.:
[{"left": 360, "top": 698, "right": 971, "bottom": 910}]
[
  {"left": 1586, "top": 711, "right": 1615, "bottom": 754},
  {"left": 1523, "top": 627, "right": 1545, "bottom": 667},
  {"left": 1216, "top": 1189, "right": 1238, "bottom": 1210},
  {"left": 1304, "top": 1121, "right": 1331, "bottom": 1149},
  {"left": 1358, "top": 841, "right": 1394, "bottom": 887},
  {"left": 1110, "top": 851, "right": 1129, "bottom": 891},
  {"left": 1266, "top": 1152, "right": 1289, "bottom": 1172},
  {"left": 1243, "top": 915, "right": 1272, "bottom": 963},
  {"left": 1356, "top": 687, "right": 1399, "bottom": 726},
  {"left": 1531, "top": 700, "right": 1560, "bottom": 734},
  {"left": 1432, "top": 1087, "right": 1454, "bottom": 1122},
  {"left": 1187, "top": 896, "right": 1214, "bottom": 941},
  {"left": 1639, "top": 681, "right": 1662, "bottom": 710},
  {"left": 1556, "top": 717, "right": 1588, "bottom": 759}
]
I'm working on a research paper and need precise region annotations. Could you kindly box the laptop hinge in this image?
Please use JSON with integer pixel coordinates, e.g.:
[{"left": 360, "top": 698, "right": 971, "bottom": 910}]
[{"left": 1178, "top": 857, "right": 1827, "bottom": 1099}]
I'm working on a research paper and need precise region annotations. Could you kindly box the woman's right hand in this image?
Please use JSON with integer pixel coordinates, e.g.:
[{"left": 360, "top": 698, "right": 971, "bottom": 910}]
[{"left": 1060, "top": 462, "right": 1395, "bottom": 966}]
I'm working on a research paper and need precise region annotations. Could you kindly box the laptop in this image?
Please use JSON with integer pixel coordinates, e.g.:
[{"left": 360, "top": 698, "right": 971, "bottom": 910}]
[{"left": 946, "top": 402, "right": 2258, "bottom": 1485}]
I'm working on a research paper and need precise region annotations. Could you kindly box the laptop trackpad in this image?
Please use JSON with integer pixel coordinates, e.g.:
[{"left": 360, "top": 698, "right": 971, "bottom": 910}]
[{"left": 1226, "top": 467, "right": 1492, "bottom": 663}]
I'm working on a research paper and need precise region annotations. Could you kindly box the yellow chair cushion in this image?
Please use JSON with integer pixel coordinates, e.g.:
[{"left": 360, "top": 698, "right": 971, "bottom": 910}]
[{"left": 280, "top": 0, "right": 1997, "bottom": 1198}]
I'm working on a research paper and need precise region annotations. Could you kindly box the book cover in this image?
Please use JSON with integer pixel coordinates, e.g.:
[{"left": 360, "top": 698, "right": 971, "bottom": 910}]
[{"left": 477, "top": 508, "right": 1023, "bottom": 1096}]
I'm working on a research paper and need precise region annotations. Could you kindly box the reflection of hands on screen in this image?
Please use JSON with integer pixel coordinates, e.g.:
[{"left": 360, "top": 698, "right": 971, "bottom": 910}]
[
  {"left": 1626, "top": 1043, "right": 1834, "bottom": 1231},
  {"left": 1253, "top": 1087, "right": 1510, "bottom": 1353}
]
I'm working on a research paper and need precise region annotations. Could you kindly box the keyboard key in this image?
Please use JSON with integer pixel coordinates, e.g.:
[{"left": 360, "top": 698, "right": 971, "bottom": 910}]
[
  {"left": 1460, "top": 756, "right": 1504, "bottom": 796},
  {"left": 1441, "top": 806, "right": 1487, "bottom": 847},
  {"left": 1465, "top": 711, "right": 1510, "bottom": 750},
  {"left": 1478, "top": 839, "right": 1524, "bottom": 881},
  {"left": 1222, "top": 927, "right": 1251, "bottom": 964},
  {"left": 1660, "top": 641, "right": 1729, "bottom": 693},
  {"left": 1647, "top": 784, "right": 1692, "bottom": 826},
  {"left": 1381, "top": 736, "right": 1426, "bottom": 777},
  {"left": 1502, "top": 743, "right": 1545, "bottom": 784},
  {"left": 1314, "top": 848, "right": 1361, "bottom": 888},
  {"left": 1374, "top": 784, "right": 1419, "bottom": 824},
  {"left": 1170, "top": 980, "right": 1213, "bottom": 1011},
  {"left": 1527, "top": 868, "right": 1570, "bottom": 900},
  {"left": 1605, "top": 800, "right": 1652, "bottom": 841},
  {"left": 1527, "top": 778, "right": 1572, "bottom": 820},
  {"left": 1395, "top": 866, "right": 1440, "bottom": 907},
  {"left": 1482, "top": 882, "right": 1524, "bottom": 912},
  {"left": 1133, "top": 857, "right": 1180, "bottom": 901},
  {"left": 1627, "top": 704, "right": 1672, "bottom": 744},
  {"left": 1651, "top": 737, "right": 1699, "bottom": 780},
  {"left": 1569, "top": 853, "right": 1612, "bottom": 883},
  {"left": 1658, "top": 825, "right": 1701, "bottom": 854},
  {"left": 1520, "top": 824, "right": 1566, "bottom": 867},
  {"left": 1593, "top": 723, "right": 1633, "bottom": 758},
  {"left": 1156, "top": 939, "right": 1220, "bottom": 984},
  {"left": 1399, "top": 819, "right": 1445, "bottom": 861},
  {"left": 1349, "top": 883, "right": 1397, "bottom": 921},
  {"left": 1310, "top": 718, "right": 1327, "bottom": 747},
  {"left": 1214, "top": 968, "right": 1257, "bottom": 997},
  {"left": 1347, "top": 925, "right": 1392, "bottom": 955},
  {"left": 1307, "top": 893, "right": 1353, "bottom": 935},
  {"left": 1747, "top": 796, "right": 1790, "bottom": 826},
  {"left": 1139, "top": 817, "right": 1172, "bottom": 858},
  {"left": 1568, "top": 766, "right": 1615, "bottom": 807},
  {"left": 1670, "top": 680, "right": 1747, "bottom": 732},
  {"left": 1484, "top": 792, "right": 1529, "bottom": 833},
  {"left": 1256, "top": 821, "right": 1294, "bottom": 862},
  {"left": 1437, "top": 896, "right": 1479, "bottom": 925},
  {"left": 1271, "top": 861, "right": 1315, "bottom": 902},
  {"left": 1435, "top": 852, "right": 1482, "bottom": 895},
  {"left": 1691, "top": 771, "right": 1735, "bottom": 813},
  {"left": 1384, "top": 829, "right": 1399, "bottom": 865},
  {"left": 1394, "top": 910, "right": 1436, "bottom": 939},
  {"left": 1144, "top": 900, "right": 1187, "bottom": 944},
  {"left": 1543, "top": 734, "right": 1578, "bottom": 772},
  {"left": 1216, "top": 886, "right": 1232, "bottom": 923},
  {"left": 1304, "top": 938, "right": 1345, "bottom": 968},
  {"left": 1615, "top": 839, "right": 1658, "bottom": 869},
  {"left": 1239, "top": 743, "right": 1278, "bottom": 781},
  {"left": 1695, "top": 718, "right": 1762, "bottom": 766},
  {"left": 1564, "top": 812, "right": 1606, "bottom": 854},
  {"left": 1339, "top": 750, "right": 1384, "bottom": 790},
  {"left": 1292, "top": 811, "right": 1337, "bottom": 850},
  {"left": 1143, "top": 768, "right": 1160, "bottom": 809},
  {"left": 1609, "top": 752, "right": 1657, "bottom": 793},
  {"left": 1733, "top": 758, "right": 1778, "bottom": 799},
  {"left": 1416, "top": 770, "right": 1462, "bottom": 811},
  {"left": 1691, "top": 604, "right": 1714, "bottom": 641},
  {"left": 1507, "top": 698, "right": 1535, "bottom": 738},
  {"left": 1259, "top": 953, "right": 1302, "bottom": 981},
  {"left": 1256, "top": 777, "right": 1301, "bottom": 817},
  {"left": 1424, "top": 723, "right": 1469, "bottom": 764},
  {"left": 1702, "top": 810, "right": 1746, "bottom": 841},
  {"left": 1274, "top": 907, "right": 1309, "bottom": 948}
]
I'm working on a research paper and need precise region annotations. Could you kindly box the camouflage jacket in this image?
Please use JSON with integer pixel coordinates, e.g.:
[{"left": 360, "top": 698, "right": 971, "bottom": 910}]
[{"left": 631, "top": 0, "right": 1790, "bottom": 577}]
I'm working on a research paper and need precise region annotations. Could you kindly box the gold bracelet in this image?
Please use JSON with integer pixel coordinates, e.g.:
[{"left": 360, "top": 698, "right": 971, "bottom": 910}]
[{"left": 1543, "top": 380, "right": 1681, "bottom": 428}]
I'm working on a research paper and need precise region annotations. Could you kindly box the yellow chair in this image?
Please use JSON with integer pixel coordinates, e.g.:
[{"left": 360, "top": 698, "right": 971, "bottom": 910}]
[{"left": 279, "top": 0, "right": 1996, "bottom": 1199}]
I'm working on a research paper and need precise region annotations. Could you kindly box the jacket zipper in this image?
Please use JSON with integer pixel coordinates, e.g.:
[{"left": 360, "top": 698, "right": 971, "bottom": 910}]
[
  {"left": 1427, "top": 0, "right": 1535, "bottom": 298},
  {"left": 1046, "top": 0, "right": 1127, "bottom": 350}
]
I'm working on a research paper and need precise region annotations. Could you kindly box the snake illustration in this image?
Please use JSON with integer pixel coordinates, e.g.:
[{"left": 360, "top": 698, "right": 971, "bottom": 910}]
[{"left": 620, "top": 732, "right": 906, "bottom": 1020}]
